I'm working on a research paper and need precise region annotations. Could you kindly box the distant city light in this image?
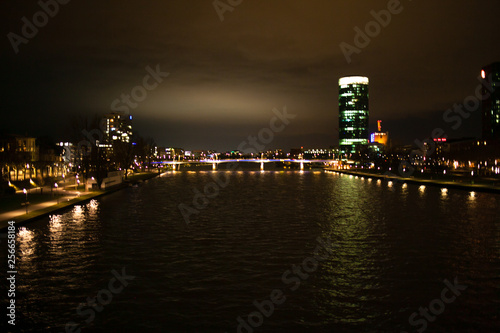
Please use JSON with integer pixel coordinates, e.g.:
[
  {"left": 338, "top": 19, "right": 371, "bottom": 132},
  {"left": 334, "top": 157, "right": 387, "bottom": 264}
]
[{"left": 339, "top": 76, "right": 369, "bottom": 85}]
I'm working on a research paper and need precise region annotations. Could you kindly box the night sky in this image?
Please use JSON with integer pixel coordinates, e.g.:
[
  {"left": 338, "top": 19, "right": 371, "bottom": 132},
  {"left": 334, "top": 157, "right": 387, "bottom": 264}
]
[{"left": 2, "top": 0, "right": 500, "bottom": 151}]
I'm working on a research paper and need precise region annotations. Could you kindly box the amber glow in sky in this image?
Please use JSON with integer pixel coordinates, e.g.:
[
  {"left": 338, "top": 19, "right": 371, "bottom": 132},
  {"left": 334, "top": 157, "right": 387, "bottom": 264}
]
[{"left": 2, "top": 0, "right": 500, "bottom": 150}]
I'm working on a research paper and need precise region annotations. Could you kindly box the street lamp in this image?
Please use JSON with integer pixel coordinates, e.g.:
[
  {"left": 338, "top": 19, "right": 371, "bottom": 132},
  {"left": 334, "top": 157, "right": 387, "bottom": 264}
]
[
  {"left": 55, "top": 183, "right": 59, "bottom": 204},
  {"left": 23, "top": 188, "right": 28, "bottom": 214}
]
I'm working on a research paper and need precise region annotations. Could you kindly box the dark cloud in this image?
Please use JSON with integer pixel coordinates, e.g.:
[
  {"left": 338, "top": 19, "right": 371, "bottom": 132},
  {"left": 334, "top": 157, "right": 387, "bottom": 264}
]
[{"left": 1, "top": 0, "right": 499, "bottom": 150}]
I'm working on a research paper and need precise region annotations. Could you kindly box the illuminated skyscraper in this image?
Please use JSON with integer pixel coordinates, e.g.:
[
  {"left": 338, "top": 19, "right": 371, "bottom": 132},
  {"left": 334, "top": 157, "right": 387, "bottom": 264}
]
[
  {"left": 99, "top": 112, "right": 133, "bottom": 157},
  {"left": 481, "top": 62, "right": 500, "bottom": 140},
  {"left": 338, "top": 76, "right": 369, "bottom": 154},
  {"left": 104, "top": 112, "right": 133, "bottom": 144}
]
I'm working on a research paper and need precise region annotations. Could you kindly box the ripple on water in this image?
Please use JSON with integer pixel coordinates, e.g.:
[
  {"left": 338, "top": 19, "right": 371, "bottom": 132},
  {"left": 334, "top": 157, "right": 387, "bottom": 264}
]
[{"left": 1, "top": 171, "right": 499, "bottom": 332}]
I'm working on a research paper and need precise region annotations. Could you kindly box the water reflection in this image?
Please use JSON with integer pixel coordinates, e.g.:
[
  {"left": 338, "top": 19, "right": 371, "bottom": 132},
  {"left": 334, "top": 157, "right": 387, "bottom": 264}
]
[
  {"left": 466, "top": 191, "right": 478, "bottom": 210},
  {"left": 88, "top": 199, "right": 99, "bottom": 216},
  {"left": 49, "top": 215, "right": 63, "bottom": 232},
  {"left": 419, "top": 185, "right": 426, "bottom": 195},
  {"left": 400, "top": 183, "right": 409, "bottom": 199},
  {"left": 17, "top": 227, "right": 35, "bottom": 258},
  {"left": 72, "top": 205, "right": 84, "bottom": 223},
  {"left": 3, "top": 171, "right": 499, "bottom": 332},
  {"left": 18, "top": 226, "right": 34, "bottom": 241},
  {"left": 315, "top": 173, "right": 391, "bottom": 328}
]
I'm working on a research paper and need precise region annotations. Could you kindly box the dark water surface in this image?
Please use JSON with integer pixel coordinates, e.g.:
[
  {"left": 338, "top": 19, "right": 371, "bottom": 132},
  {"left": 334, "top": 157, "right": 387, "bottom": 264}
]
[{"left": 1, "top": 170, "right": 499, "bottom": 332}]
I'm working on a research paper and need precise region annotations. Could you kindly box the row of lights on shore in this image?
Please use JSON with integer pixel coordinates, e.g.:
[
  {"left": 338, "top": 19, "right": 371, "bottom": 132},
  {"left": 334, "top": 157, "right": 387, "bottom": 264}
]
[{"left": 326, "top": 170, "right": 477, "bottom": 198}]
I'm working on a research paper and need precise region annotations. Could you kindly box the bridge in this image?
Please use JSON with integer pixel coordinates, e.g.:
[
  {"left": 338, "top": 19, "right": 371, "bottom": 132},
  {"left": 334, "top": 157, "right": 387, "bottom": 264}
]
[{"left": 152, "top": 159, "right": 338, "bottom": 171}]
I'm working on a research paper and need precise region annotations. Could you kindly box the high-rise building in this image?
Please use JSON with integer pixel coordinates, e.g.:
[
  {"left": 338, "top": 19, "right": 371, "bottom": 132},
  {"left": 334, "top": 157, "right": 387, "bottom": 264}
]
[
  {"left": 104, "top": 112, "right": 133, "bottom": 144},
  {"left": 338, "top": 76, "right": 369, "bottom": 154},
  {"left": 98, "top": 112, "right": 133, "bottom": 158},
  {"left": 481, "top": 62, "right": 500, "bottom": 140}
]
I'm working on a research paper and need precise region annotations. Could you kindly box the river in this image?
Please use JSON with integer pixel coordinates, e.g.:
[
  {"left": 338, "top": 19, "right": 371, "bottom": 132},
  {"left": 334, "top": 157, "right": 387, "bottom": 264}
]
[{"left": 1, "top": 168, "right": 499, "bottom": 332}]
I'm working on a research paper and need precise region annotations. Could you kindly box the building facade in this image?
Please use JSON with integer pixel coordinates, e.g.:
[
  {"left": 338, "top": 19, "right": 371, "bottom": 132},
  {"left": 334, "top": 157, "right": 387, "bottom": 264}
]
[
  {"left": 370, "top": 120, "right": 389, "bottom": 147},
  {"left": 104, "top": 112, "right": 133, "bottom": 144},
  {"left": 339, "top": 76, "right": 369, "bottom": 154},
  {"left": 0, "top": 135, "right": 38, "bottom": 162},
  {"left": 99, "top": 112, "right": 134, "bottom": 158},
  {"left": 481, "top": 62, "right": 500, "bottom": 140},
  {"left": 0, "top": 134, "right": 64, "bottom": 181}
]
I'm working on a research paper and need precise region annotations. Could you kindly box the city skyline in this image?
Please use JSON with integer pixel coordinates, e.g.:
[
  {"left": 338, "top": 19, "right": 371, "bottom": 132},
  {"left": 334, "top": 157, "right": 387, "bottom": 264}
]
[
  {"left": 2, "top": 1, "right": 500, "bottom": 151},
  {"left": 1, "top": 65, "right": 496, "bottom": 155}
]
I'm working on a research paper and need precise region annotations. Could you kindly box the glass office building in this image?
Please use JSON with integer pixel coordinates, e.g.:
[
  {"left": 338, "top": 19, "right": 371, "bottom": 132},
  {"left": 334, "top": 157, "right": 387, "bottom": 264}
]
[
  {"left": 481, "top": 62, "right": 500, "bottom": 140},
  {"left": 339, "top": 76, "right": 369, "bottom": 154}
]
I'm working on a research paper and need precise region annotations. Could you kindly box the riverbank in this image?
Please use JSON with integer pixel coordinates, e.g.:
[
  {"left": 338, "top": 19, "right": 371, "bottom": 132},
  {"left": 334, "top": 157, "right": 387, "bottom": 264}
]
[
  {"left": 0, "top": 172, "right": 159, "bottom": 231},
  {"left": 326, "top": 168, "right": 500, "bottom": 194}
]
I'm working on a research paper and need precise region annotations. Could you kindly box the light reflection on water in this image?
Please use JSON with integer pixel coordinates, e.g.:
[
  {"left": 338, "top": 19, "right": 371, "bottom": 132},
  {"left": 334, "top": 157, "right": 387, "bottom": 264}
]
[
  {"left": 17, "top": 227, "right": 35, "bottom": 258},
  {"left": 48, "top": 215, "right": 63, "bottom": 243},
  {"left": 72, "top": 205, "right": 84, "bottom": 223},
  {"left": 1, "top": 171, "right": 499, "bottom": 332}
]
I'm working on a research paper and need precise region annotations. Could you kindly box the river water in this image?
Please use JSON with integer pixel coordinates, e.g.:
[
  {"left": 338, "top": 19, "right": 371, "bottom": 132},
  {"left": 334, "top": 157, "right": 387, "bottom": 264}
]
[{"left": 1, "top": 168, "right": 499, "bottom": 332}]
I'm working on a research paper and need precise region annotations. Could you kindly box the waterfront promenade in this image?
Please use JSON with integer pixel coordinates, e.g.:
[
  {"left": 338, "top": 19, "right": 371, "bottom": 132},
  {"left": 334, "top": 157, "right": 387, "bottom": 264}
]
[
  {"left": 0, "top": 172, "right": 159, "bottom": 231},
  {"left": 326, "top": 168, "right": 500, "bottom": 194}
]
